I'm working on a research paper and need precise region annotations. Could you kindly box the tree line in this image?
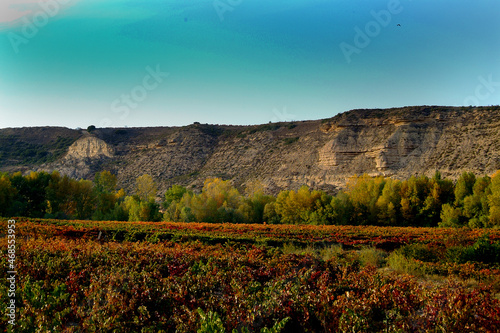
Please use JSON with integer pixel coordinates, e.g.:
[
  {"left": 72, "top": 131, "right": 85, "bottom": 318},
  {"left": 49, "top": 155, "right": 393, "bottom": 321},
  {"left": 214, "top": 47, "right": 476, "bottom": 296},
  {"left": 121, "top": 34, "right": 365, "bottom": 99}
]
[{"left": 1, "top": 170, "right": 500, "bottom": 228}]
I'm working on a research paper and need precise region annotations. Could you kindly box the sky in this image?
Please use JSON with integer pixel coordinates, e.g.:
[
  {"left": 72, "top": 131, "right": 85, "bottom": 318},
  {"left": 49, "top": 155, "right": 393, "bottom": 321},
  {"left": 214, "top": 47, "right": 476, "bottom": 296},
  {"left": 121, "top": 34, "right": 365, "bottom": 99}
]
[{"left": 0, "top": 0, "right": 499, "bottom": 128}]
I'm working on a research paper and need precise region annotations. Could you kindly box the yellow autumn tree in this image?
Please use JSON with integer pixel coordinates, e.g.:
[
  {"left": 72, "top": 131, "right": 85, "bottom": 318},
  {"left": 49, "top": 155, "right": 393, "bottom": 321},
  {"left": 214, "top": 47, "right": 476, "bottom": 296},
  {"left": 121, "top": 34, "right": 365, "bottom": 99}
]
[
  {"left": 488, "top": 170, "right": 500, "bottom": 227},
  {"left": 190, "top": 178, "right": 243, "bottom": 223},
  {"left": 274, "top": 185, "right": 322, "bottom": 224},
  {"left": 135, "top": 174, "right": 158, "bottom": 201}
]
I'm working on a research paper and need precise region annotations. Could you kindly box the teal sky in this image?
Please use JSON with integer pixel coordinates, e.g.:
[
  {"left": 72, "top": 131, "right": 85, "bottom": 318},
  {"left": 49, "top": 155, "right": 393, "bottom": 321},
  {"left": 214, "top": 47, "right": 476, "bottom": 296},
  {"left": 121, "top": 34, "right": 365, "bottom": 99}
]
[{"left": 1, "top": 0, "right": 499, "bottom": 128}]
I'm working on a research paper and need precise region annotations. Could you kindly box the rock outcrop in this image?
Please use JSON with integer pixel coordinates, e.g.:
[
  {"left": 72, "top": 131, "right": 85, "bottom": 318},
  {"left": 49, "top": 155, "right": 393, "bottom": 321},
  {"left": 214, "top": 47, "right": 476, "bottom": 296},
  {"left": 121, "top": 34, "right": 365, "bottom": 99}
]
[
  {"left": 316, "top": 107, "right": 500, "bottom": 185},
  {"left": 40, "top": 136, "right": 115, "bottom": 179},
  {"left": 66, "top": 136, "right": 114, "bottom": 159}
]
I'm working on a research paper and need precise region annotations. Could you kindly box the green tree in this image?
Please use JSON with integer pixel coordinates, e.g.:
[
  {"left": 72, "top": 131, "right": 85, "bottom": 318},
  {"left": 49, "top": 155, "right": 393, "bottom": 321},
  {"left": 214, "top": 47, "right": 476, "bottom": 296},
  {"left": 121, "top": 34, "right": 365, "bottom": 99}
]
[
  {"left": 189, "top": 178, "right": 243, "bottom": 223},
  {"left": 73, "top": 180, "right": 95, "bottom": 219},
  {"left": 375, "top": 178, "right": 401, "bottom": 225},
  {"left": 454, "top": 172, "right": 476, "bottom": 206},
  {"left": 420, "top": 172, "right": 455, "bottom": 226},
  {"left": 263, "top": 201, "right": 281, "bottom": 224},
  {"left": 92, "top": 171, "right": 121, "bottom": 220},
  {"left": 45, "top": 172, "right": 74, "bottom": 218},
  {"left": 125, "top": 193, "right": 161, "bottom": 222},
  {"left": 439, "top": 203, "right": 463, "bottom": 228},
  {"left": 488, "top": 171, "right": 500, "bottom": 227},
  {"left": 163, "top": 201, "right": 182, "bottom": 222},
  {"left": 346, "top": 174, "right": 386, "bottom": 225},
  {"left": 237, "top": 191, "right": 275, "bottom": 224},
  {"left": 92, "top": 192, "right": 117, "bottom": 220},
  {"left": 124, "top": 196, "right": 141, "bottom": 221},
  {"left": 10, "top": 171, "right": 52, "bottom": 217},
  {"left": 398, "top": 175, "right": 449, "bottom": 227},
  {"left": 274, "top": 186, "right": 323, "bottom": 224},
  {"left": 0, "top": 175, "right": 17, "bottom": 216},
  {"left": 45, "top": 174, "right": 95, "bottom": 219},
  {"left": 180, "top": 206, "right": 195, "bottom": 222},
  {"left": 135, "top": 174, "right": 158, "bottom": 201},
  {"left": 307, "top": 192, "right": 334, "bottom": 225},
  {"left": 463, "top": 176, "right": 491, "bottom": 228},
  {"left": 94, "top": 171, "right": 117, "bottom": 193},
  {"left": 163, "top": 185, "right": 189, "bottom": 208},
  {"left": 329, "top": 192, "right": 355, "bottom": 225}
]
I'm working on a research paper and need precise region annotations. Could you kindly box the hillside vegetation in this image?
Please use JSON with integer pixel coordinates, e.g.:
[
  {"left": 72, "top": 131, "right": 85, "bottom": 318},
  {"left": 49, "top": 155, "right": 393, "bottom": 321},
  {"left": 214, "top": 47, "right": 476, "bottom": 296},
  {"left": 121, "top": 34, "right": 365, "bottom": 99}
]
[{"left": 0, "top": 127, "right": 80, "bottom": 167}]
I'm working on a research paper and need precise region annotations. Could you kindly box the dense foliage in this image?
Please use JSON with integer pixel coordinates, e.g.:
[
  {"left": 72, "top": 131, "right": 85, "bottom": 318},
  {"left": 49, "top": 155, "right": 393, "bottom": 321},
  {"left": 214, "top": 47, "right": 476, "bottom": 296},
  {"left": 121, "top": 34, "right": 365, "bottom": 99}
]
[
  {"left": 1, "top": 218, "right": 500, "bottom": 332},
  {"left": 2, "top": 170, "right": 500, "bottom": 228}
]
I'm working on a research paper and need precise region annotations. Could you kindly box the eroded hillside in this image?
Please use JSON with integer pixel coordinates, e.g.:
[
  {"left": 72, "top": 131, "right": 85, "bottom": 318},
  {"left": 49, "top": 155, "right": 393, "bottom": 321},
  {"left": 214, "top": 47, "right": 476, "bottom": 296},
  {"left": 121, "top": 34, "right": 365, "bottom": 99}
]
[{"left": 2, "top": 106, "right": 499, "bottom": 195}]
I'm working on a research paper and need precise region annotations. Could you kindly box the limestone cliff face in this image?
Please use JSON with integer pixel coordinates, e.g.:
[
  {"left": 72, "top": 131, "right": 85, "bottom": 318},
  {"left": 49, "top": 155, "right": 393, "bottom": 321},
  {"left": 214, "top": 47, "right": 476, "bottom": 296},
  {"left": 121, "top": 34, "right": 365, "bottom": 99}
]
[
  {"left": 8, "top": 106, "right": 500, "bottom": 195},
  {"left": 316, "top": 107, "right": 500, "bottom": 187},
  {"left": 66, "top": 136, "right": 114, "bottom": 159},
  {"left": 43, "top": 136, "right": 115, "bottom": 179}
]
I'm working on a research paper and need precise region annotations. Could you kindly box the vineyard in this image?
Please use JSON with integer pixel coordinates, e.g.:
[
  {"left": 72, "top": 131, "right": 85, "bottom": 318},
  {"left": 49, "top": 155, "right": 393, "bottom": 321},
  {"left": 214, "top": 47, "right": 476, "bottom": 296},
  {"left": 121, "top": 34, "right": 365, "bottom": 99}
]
[{"left": 2, "top": 218, "right": 500, "bottom": 332}]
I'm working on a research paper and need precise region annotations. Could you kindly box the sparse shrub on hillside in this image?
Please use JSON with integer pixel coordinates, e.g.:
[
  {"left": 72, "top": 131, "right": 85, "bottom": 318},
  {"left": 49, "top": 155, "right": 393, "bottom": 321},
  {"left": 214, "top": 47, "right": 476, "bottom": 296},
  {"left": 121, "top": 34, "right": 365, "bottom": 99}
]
[
  {"left": 248, "top": 123, "right": 281, "bottom": 134},
  {"left": 114, "top": 129, "right": 127, "bottom": 135},
  {"left": 0, "top": 135, "right": 78, "bottom": 166},
  {"left": 282, "top": 137, "right": 299, "bottom": 145}
]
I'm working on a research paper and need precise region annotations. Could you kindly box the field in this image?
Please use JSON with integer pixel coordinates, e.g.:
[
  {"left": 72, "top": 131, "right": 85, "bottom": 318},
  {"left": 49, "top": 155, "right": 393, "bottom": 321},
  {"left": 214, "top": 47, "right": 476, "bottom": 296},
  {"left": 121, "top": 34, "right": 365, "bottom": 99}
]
[{"left": 2, "top": 218, "right": 500, "bottom": 332}]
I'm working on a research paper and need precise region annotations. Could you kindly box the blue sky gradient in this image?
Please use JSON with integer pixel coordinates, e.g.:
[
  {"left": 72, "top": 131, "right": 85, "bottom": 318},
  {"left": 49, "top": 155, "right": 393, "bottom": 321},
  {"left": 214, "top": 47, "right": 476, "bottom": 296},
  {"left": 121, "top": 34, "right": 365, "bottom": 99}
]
[{"left": 1, "top": 0, "right": 499, "bottom": 128}]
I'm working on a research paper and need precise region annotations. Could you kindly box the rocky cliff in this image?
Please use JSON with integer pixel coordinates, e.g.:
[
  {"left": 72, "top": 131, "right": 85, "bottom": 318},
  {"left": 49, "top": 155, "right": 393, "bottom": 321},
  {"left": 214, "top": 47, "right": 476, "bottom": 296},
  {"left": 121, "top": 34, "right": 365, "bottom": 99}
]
[{"left": 1, "top": 106, "right": 499, "bottom": 195}]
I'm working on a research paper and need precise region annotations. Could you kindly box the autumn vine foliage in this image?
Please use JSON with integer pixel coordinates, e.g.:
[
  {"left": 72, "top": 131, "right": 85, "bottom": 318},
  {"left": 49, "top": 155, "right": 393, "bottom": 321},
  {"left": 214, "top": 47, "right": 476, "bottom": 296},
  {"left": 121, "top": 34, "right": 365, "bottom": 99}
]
[{"left": 1, "top": 218, "right": 500, "bottom": 332}]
